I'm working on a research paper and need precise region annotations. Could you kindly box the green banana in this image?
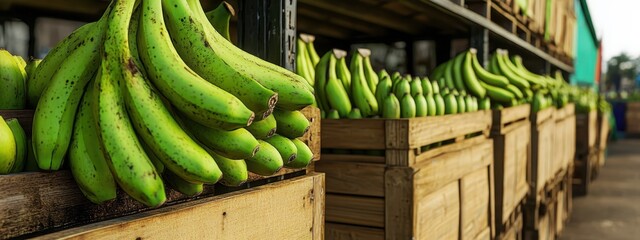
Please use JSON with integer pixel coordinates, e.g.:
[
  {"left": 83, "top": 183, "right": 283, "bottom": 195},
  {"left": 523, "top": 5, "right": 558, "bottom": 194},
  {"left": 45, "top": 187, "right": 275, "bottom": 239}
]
[
  {"left": 141, "top": 141, "right": 165, "bottom": 175},
  {"left": 523, "top": 88, "right": 534, "bottom": 101},
  {"left": 443, "top": 60, "right": 455, "bottom": 90},
  {"left": 421, "top": 77, "right": 433, "bottom": 95},
  {"left": 140, "top": 0, "right": 255, "bottom": 130},
  {"left": 301, "top": 34, "right": 320, "bottom": 66},
  {"left": 0, "top": 50, "right": 26, "bottom": 109},
  {"left": 264, "top": 134, "right": 298, "bottom": 164},
  {"left": 471, "top": 51, "right": 509, "bottom": 87},
  {"left": 336, "top": 54, "right": 351, "bottom": 93},
  {"left": 452, "top": 52, "right": 466, "bottom": 91},
  {"left": 480, "top": 81, "right": 516, "bottom": 103},
  {"left": 429, "top": 63, "right": 446, "bottom": 84},
  {"left": 462, "top": 49, "right": 486, "bottom": 98},
  {"left": 431, "top": 81, "right": 440, "bottom": 94},
  {"left": 286, "top": 139, "right": 313, "bottom": 169},
  {"left": 410, "top": 77, "right": 423, "bottom": 96},
  {"left": 96, "top": 0, "right": 165, "bottom": 207},
  {"left": 391, "top": 72, "right": 402, "bottom": 80},
  {"left": 348, "top": 108, "right": 363, "bottom": 119},
  {"left": 394, "top": 78, "right": 411, "bottom": 98},
  {"left": 495, "top": 51, "right": 530, "bottom": 89},
  {"left": 375, "top": 76, "right": 393, "bottom": 108},
  {"left": 457, "top": 95, "right": 466, "bottom": 113},
  {"left": 361, "top": 50, "right": 379, "bottom": 93},
  {"left": 27, "top": 22, "right": 96, "bottom": 107},
  {"left": 6, "top": 119, "right": 26, "bottom": 173},
  {"left": 443, "top": 94, "right": 458, "bottom": 114},
  {"left": 506, "top": 84, "right": 525, "bottom": 99},
  {"left": 24, "top": 58, "right": 41, "bottom": 88},
  {"left": 327, "top": 109, "right": 340, "bottom": 119},
  {"left": 127, "top": 0, "right": 224, "bottom": 184},
  {"left": 350, "top": 53, "right": 378, "bottom": 117},
  {"left": 434, "top": 93, "right": 445, "bottom": 115},
  {"left": 205, "top": 1, "right": 234, "bottom": 41},
  {"left": 273, "top": 109, "right": 310, "bottom": 139},
  {"left": 245, "top": 140, "right": 284, "bottom": 176},
  {"left": 425, "top": 94, "right": 437, "bottom": 116},
  {"left": 164, "top": 170, "right": 203, "bottom": 196},
  {"left": 479, "top": 98, "right": 491, "bottom": 110},
  {"left": 245, "top": 114, "right": 277, "bottom": 140},
  {"left": 0, "top": 116, "right": 16, "bottom": 173},
  {"left": 182, "top": 116, "right": 260, "bottom": 160},
  {"left": 465, "top": 96, "right": 476, "bottom": 112},
  {"left": 209, "top": 150, "right": 248, "bottom": 187},
  {"left": 488, "top": 53, "right": 501, "bottom": 75},
  {"left": 378, "top": 69, "right": 390, "bottom": 80},
  {"left": 314, "top": 52, "right": 332, "bottom": 111},
  {"left": 296, "top": 38, "right": 314, "bottom": 86},
  {"left": 414, "top": 94, "right": 428, "bottom": 117},
  {"left": 68, "top": 85, "right": 117, "bottom": 204},
  {"left": 12, "top": 55, "right": 26, "bottom": 72},
  {"left": 326, "top": 52, "right": 352, "bottom": 117},
  {"left": 184, "top": 0, "right": 316, "bottom": 110},
  {"left": 400, "top": 94, "right": 416, "bottom": 118},
  {"left": 382, "top": 93, "right": 401, "bottom": 119},
  {"left": 33, "top": 17, "right": 106, "bottom": 171},
  {"left": 505, "top": 54, "right": 545, "bottom": 87},
  {"left": 532, "top": 92, "right": 547, "bottom": 112}
]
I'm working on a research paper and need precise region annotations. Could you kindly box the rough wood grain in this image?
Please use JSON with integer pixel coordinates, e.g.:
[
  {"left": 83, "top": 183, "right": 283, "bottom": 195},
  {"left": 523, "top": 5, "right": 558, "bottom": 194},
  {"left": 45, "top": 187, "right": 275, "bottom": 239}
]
[
  {"left": 321, "top": 154, "right": 385, "bottom": 164},
  {"left": 460, "top": 168, "right": 491, "bottom": 240},
  {"left": 415, "top": 181, "right": 460, "bottom": 240},
  {"left": 35, "top": 173, "right": 325, "bottom": 240},
  {"left": 315, "top": 161, "right": 385, "bottom": 197},
  {"left": 325, "top": 223, "right": 384, "bottom": 240},
  {"left": 326, "top": 194, "right": 385, "bottom": 228},
  {"left": 321, "top": 119, "right": 386, "bottom": 150},
  {"left": 385, "top": 167, "right": 414, "bottom": 239},
  {"left": 493, "top": 104, "right": 530, "bottom": 130},
  {"left": 403, "top": 111, "right": 492, "bottom": 149},
  {"left": 300, "top": 106, "right": 321, "bottom": 161}
]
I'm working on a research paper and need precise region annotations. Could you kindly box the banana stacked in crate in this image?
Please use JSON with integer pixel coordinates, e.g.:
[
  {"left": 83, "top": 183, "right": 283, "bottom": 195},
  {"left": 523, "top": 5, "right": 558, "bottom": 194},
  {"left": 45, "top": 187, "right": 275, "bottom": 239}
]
[{"left": 0, "top": 0, "right": 316, "bottom": 207}]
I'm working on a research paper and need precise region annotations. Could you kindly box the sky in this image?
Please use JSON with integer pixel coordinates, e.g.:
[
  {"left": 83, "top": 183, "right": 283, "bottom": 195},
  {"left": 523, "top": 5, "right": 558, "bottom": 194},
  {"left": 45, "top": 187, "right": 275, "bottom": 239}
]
[{"left": 586, "top": 0, "right": 640, "bottom": 61}]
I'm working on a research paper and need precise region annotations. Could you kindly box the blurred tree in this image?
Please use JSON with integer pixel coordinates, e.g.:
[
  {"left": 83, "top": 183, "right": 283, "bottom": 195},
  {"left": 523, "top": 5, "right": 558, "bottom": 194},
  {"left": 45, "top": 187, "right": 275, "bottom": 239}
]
[{"left": 606, "top": 53, "right": 637, "bottom": 91}]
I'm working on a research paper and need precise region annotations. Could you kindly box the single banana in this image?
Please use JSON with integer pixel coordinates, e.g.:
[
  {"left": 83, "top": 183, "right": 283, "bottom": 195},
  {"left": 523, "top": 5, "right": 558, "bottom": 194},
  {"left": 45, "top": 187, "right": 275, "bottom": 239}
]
[
  {"left": 443, "top": 94, "right": 458, "bottom": 115},
  {"left": 505, "top": 54, "right": 545, "bottom": 87},
  {"left": 0, "top": 116, "right": 16, "bottom": 173},
  {"left": 457, "top": 95, "right": 466, "bottom": 113},
  {"left": 24, "top": 58, "right": 41, "bottom": 85},
  {"left": 300, "top": 33, "right": 320, "bottom": 66},
  {"left": 495, "top": 51, "right": 530, "bottom": 89},
  {"left": 264, "top": 134, "right": 298, "bottom": 164},
  {"left": 97, "top": 0, "right": 165, "bottom": 207},
  {"left": 6, "top": 119, "right": 26, "bottom": 173},
  {"left": 314, "top": 52, "right": 332, "bottom": 111},
  {"left": 400, "top": 94, "right": 416, "bottom": 118},
  {"left": 0, "top": 50, "right": 26, "bottom": 109},
  {"left": 180, "top": 0, "right": 316, "bottom": 111},
  {"left": 68, "top": 85, "right": 117, "bottom": 204},
  {"left": 443, "top": 60, "right": 456, "bottom": 90},
  {"left": 350, "top": 53, "right": 379, "bottom": 117},
  {"left": 12, "top": 55, "right": 26, "bottom": 71},
  {"left": 246, "top": 140, "right": 283, "bottom": 176},
  {"left": 336, "top": 53, "right": 351, "bottom": 93},
  {"left": 27, "top": 22, "right": 96, "bottom": 107},
  {"left": 480, "top": 81, "right": 516, "bottom": 103},
  {"left": 286, "top": 139, "right": 313, "bottom": 169},
  {"left": 296, "top": 38, "right": 314, "bottom": 86},
  {"left": 140, "top": 0, "right": 256, "bottom": 130},
  {"left": 182, "top": 115, "right": 260, "bottom": 159},
  {"left": 361, "top": 49, "right": 379, "bottom": 93},
  {"left": 348, "top": 108, "right": 363, "bottom": 119},
  {"left": 431, "top": 80, "right": 440, "bottom": 94},
  {"left": 205, "top": 1, "right": 234, "bottom": 41},
  {"left": 273, "top": 109, "right": 310, "bottom": 139},
  {"left": 394, "top": 78, "right": 411, "bottom": 99},
  {"left": 164, "top": 170, "right": 203, "bottom": 196},
  {"left": 326, "top": 109, "right": 340, "bottom": 119},
  {"left": 326, "top": 52, "right": 352, "bottom": 117},
  {"left": 479, "top": 98, "right": 491, "bottom": 110},
  {"left": 33, "top": 19, "right": 105, "bottom": 171},
  {"left": 382, "top": 93, "right": 401, "bottom": 118},
  {"left": 375, "top": 76, "right": 393, "bottom": 109},
  {"left": 378, "top": 69, "right": 390, "bottom": 81},
  {"left": 425, "top": 94, "right": 437, "bottom": 116},
  {"left": 414, "top": 94, "right": 428, "bottom": 117},
  {"left": 410, "top": 77, "right": 423, "bottom": 96},
  {"left": 246, "top": 114, "right": 277, "bottom": 140},
  {"left": 462, "top": 49, "right": 486, "bottom": 98},
  {"left": 208, "top": 150, "right": 248, "bottom": 187},
  {"left": 434, "top": 93, "right": 445, "bottom": 115},
  {"left": 452, "top": 52, "right": 466, "bottom": 92},
  {"left": 421, "top": 77, "right": 433, "bottom": 95},
  {"left": 506, "top": 84, "right": 525, "bottom": 99}
]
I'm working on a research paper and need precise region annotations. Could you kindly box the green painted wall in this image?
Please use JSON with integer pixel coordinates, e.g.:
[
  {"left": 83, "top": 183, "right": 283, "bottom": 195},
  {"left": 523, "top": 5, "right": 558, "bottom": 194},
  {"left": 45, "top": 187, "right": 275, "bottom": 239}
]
[{"left": 570, "top": 0, "right": 598, "bottom": 86}]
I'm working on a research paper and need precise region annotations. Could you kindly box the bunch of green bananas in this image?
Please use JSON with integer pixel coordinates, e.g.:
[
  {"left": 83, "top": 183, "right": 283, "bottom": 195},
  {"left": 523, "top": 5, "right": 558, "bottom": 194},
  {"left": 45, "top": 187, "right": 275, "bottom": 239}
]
[
  {"left": 0, "top": 50, "right": 40, "bottom": 109},
  {"left": 296, "top": 34, "right": 320, "bottom": 86},
  {"left": 0, "top": 116, "right": 29, "bottom": 174},
  {"left": 304, "top": 45, "right": 484, "bottom": 120},
  {"left": 21, "top": 0, "right": 314, "bottom": 207},
  {"left": 569, "top": 87, "right": 600, "bottom": 113}
]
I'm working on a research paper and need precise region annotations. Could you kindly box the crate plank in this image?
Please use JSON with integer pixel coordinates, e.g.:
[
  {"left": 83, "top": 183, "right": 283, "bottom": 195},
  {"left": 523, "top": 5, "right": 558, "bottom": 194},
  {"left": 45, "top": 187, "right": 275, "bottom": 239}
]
[
  {"left": 300, "top": 106, "right": 321, "bottom": 161},
  {"left": 321, "top": 119, "right": 386, "bottom": 150},
  {"left": 34, "top": 173, "right": 325, "bottom": 240},
  {"left": 315, "top": 161, "right": 385, "bottom": 197},
  {"left": 460, "top": 168, "right": 491, "bottom": 240},
  {"left": 325, "top": 194, "right": 384, "bottom": 228},
  {"left": 325, "top": 223, "right": 384, "bottom": 240},
  {"left": 415, "top": 181, "right": 460, "bottom": 240}
]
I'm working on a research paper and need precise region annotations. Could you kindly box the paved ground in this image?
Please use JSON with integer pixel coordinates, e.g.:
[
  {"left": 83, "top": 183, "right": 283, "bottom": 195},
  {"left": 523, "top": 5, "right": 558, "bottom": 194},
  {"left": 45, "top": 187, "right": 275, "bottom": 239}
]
[{"left": 559, "top": 138, "right": 640, "bottom": 240}]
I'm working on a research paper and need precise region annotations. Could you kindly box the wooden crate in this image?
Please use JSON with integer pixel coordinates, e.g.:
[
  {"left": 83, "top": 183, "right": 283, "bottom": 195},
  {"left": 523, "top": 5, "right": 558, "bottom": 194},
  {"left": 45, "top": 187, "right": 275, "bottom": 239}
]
[
  {"left": 573, "top": 151, "right": 596, "bottom": 197},
  {"left": 317, "top": 111, "right": 495, "bottom": 240},
  {"left": 490, "top": 105, "right": 530, "bottom": 237},
  {"left": 575, "top": 111, "right": 598, "bottom": 157},
  {"left": 530, "top": 108, "right": 555, "bottom": 201},
  {"left": 555, "top": 167, "right": 572, "bottom": 237},
  {"left": 595, "top": 112, "right": 610, "bottom": 168},
  {"left": 552, "top": 104, "right": 576, "bottom": 178},
  {"left": 33, "top": 173, "right": 325, "bottom": 239},
  {"left": 0, "top": 107, "right": 321, "bottom": 238},
  {"left": 626, "top": 102, "right": 640, "bottom": 134},
  {"left": 496, "top": 205, "right": 524, "bottom": 240},
  {"left": 524, "top": 168, "right": 568, "bottom": 240}
]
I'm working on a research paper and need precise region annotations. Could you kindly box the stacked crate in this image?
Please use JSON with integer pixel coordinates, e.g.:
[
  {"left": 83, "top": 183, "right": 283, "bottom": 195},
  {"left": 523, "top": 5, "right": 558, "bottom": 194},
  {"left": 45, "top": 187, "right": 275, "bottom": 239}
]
[{"left": 573, "top": 111, "right": 598, "bottom": 196}]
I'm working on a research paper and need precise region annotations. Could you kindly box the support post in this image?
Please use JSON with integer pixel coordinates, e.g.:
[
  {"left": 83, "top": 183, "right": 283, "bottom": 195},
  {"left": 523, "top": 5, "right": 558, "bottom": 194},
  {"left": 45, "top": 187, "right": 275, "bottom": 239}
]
[{"left": 470, "top": 27, "right": 489, "bottom": 67}]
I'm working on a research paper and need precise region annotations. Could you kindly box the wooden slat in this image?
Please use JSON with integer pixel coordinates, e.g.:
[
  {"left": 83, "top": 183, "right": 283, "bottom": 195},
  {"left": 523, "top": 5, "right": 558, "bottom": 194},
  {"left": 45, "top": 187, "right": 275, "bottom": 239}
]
[
  {"left": 325, "top": 223, "right": 384, "bottom": 240},
  {"left": 321, "top": 154, "right": 385, "bottom": 164},
  {"left": 460, "top": 168, "right": 491, "bottom": 240},
  {"left": 402, "top": 111, "right": 492, "bottom": 149},
  {"left": 494, "top": 104, "right": 531, "bottom": 129},
  {"left": 415, "top": 181, "right": 461, "bottom": 240},
  {"left": 533, "top": 107, "right": 555, "bottom": 125},
  {"left": 315, "top": 161, "right": 385, "bottom": 197},
  {"left": 35, "top": 173, "right": 325, "bottom": 240},
  {"left": 412, "top": 140, "right": 493, "bottom": 198},
  {"left": 326, "top": 194, "right": 385, "bottom": 228},
  {"left": 321, "top": 119, "right": 386, "bottom": 150},
  {"left": 384, "top": 167, "right": 413, "bottom": 239}
]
